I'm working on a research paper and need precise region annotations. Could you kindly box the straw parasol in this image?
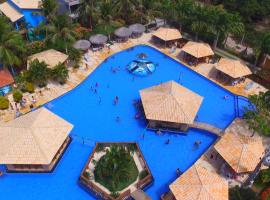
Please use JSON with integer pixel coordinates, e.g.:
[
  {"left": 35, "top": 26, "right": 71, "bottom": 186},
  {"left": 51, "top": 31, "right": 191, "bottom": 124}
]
[
  {"left": 139, "top": 81, "right": 203, "bottom": 124},
  {"left": 27, "top": 49, "right": 68, "bottom": 69},
  {"left": 89, "top": 34, "right": 108, "bottom": 45},
  {"left": 73, "top": 39, "right": 91, "bottom": 51},
  {"left": 215, "top": 58, "right": 252, "bottom": 79},
  {"left": 0, "top": 2, "right": 24, "bottom": 22},
  {"left": 129, "top": 23, "right": 146, "bottom": 34},
  {"left": 114, "top": 27, "right": 132, "bottom": 38},
  {"left": 152, "top": 27, "right": 182, "bottom": 41},
  {"left": 214, "top": 118, "right": 265, "bottom": 173},
  {"left": 0, "top": 107, "right": 73, "bottom": 165},
  {"left": 169, "top": 162, "right": 228, "bottom": 200},
  {"left": 181, "top": 41, "right": 214, "bottom": 58}
]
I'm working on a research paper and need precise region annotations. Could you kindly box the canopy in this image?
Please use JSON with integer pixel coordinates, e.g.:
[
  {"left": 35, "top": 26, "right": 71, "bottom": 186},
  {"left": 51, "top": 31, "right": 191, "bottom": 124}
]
[
  {"left": 214, "top": 118, "right": 265, "bottom": 173},
  {"left": 27, "top": 49, "right": 68, "bottom": 69},
  {"left": 89, "top": 34, "right": 108, "bottom": 45},
  {"left": 153, "top": 27, "right": 182, "bottom": 41},
  {"left": 182, "top": 41, "right": 214, "bottom": 58},
  {"left": 0, "top": 2, "right": 24, "bottom": 22},
  {"left": 170, "top": 162, "right": 228, "bottom": 200},
  {"left": 140, "top": 81, "right": 203, "bottom": 124},
  {"left": 129, "top": 23, "right": 145, "bottom": 34},
  {"left": 0, "top": 68, "right": 14, "bottom": 87},
  {"left": 114, "top": 27, "right": 132, "bottom": 38},
  {"left": 10, "top": 0, "right": 41, "bottom": 9},
  {"left": 216, "top": 58, "right": 252, "bottom": 79},
  {"left": 0, "top": 108, "right": 73, "bottom": 165},
  {"left": 73, "top": 40, "right": 91, "bottom": 50}
]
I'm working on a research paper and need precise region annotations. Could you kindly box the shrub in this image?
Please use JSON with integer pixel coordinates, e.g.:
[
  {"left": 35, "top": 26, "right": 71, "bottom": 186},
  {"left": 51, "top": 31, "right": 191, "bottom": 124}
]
[
  {"left": 139, "top": 170, "right": 148, "bottom": 180},
  {"left": 51, "top": 63, "right": 69, "bottom": 84},
  {"left": 24, "top": 82, "right": 35, "bottom": 93},
  {"left": 96, "top": 144, "right": 105, "bottom": 152},
  {"left": 28, "top": 59, "right": 50, "bottom": 87},
  {"left": 229, "top": 186, "right": 259, "bottom": 200},
  {"left": 110, "top": 192, "right": 119, "bottom": 198},
  {"left": 0, "top": 96, "right": 9, "bottom": 110},
  {"left": 13, "top": 90, "right": 23, "bottom": 103},
  {"left": 262, "top": 187, "right": 270, "bottom": 200}
]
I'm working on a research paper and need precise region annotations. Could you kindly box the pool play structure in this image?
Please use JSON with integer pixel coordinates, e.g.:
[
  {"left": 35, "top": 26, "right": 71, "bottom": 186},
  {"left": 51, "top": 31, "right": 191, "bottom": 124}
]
[
  {"left": 127, "top": 53, "right": 156, "bottom": 76},
  {"left": 0, "top": 45, "right": 250, "bottom": 200}
]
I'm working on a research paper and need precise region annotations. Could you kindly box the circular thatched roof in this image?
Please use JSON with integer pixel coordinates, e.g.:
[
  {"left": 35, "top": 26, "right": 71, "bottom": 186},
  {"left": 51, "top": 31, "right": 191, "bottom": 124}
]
[
  {"left": 89, "top": 34, "right": 108, "bottom": 45},
  {"left": 129, "top": 23, "right": 145, "bottom": 34},
  {"left": 114, "top": 27, "right": 132, "bottom": 38},
  {"left": 73, "top": 40, "right": 91, "bottom": 51}
]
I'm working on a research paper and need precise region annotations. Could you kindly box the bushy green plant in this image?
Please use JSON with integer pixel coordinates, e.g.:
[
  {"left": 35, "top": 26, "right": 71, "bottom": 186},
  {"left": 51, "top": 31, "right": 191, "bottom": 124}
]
[
  {"left": 13, "top": 90, "right": 23, "bottom": 103},
  {"left": 110, "top": 192, "right": 119, "bottom": 198},
  {"left": 0, "top": 96, "right": 9, "bottom": 110},
  {"left": 96, "top": 144, "right": 105, "bottom": 152},
  {"left": 229, "top": 186, "right": 259, "bottom": 200},
  {"left": 51, "top": 63, "right": 69, "bottom": 84},
  {"left": 28, "top": 59, "right": 51, "bottom": 87},
  {"left": 24, "top": 82, "right": 35, "bottom": 93},
  {"left": 139, "top": 170, "right": 148, "bottom": 180}
]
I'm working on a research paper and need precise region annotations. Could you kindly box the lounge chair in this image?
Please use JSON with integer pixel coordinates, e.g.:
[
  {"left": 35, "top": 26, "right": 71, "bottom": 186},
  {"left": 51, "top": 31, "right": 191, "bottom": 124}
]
[{"left": 245, "top": 82, "right": 254, "bottom": 91}]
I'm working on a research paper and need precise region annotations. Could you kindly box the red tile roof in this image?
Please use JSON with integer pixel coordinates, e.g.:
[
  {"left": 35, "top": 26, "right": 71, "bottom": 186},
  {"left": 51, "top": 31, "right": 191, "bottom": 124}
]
[{"left": 0, "top": 68, "right": 14, "bottom": 87}]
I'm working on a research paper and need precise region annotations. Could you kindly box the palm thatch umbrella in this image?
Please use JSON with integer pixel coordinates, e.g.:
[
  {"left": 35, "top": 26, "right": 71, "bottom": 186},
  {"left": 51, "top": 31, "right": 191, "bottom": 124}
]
[
  {"left": 73, "top": 40, "right": 91, "bottom": 51},
  {"left": 114, "top": 27, "right": 132, "bottom": 38},
  {"left": 129, "top": 23, "right": 145, "bottom": 34},
  {"left": 89, "top": 34, "right": 108, "bottom": 45}
]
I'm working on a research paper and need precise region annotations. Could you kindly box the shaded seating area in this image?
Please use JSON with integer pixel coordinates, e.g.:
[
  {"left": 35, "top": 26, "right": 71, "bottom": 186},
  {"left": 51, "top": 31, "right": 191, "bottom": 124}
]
[
  {"left": 180, "top": 41, "right": 214, "bottom": 66},
  {"left": 0, "top": 68, "right": 14, "bottom": 96},
  {"left": 214, "top": 119, "right": 265, "bottom": 176},
  {"left": 129, "top": 23, "right": 145, "bottom": 38},
  {"left": 27, "top": 49, "right": 69, "bottom": 69},
  {"left": 0, "top": 107, "right": 73, "bottom": 172},
  {"left": 114, "top": 27, "right": 132, "bottom": 42},
  {"left": 139, "top": 80, "right": 203, "bottom": 132},
  {"left": 152, "top": 27, "right": 182, "bottom": 48},
  {"left": 215, "top": 58, "right": 252, "bottom": 86},
  {"left": 89, "top": 34, "right": 108, "bottom": 51},
  {"left": 73, "top": 39, "right": 91, "bottom": 51},
  {"left": 166, "top": 161, "right": 228, "bottom": 200}
]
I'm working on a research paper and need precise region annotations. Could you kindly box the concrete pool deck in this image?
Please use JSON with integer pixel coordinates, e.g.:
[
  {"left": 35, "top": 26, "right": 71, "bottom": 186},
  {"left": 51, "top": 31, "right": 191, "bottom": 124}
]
[{"left": 0, "top": 32, "right": 267, "bottom": 123}]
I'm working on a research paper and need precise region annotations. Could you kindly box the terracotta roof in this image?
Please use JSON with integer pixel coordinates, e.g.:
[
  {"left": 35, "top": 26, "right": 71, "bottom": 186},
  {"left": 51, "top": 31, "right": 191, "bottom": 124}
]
[
  {"left": 0, "top": 108, "right": 73, "bottom": 165},
  {"left": 27, "top": 49, "right": 68, "bottom": 69},
  {"left": 0, "top": 2, "right": 24, "bottom": 22},
  {"left": 181, "top": 41, "right": 214, "bottom": 58},
  {"left": 140, "top": 81, "right": 203, "bottom": 124},
  {"left": 170, "top": 162, "right": 228, "bottom": 200},
  {"left": 153, "top": 27, "right": 182, "bottom": 41},
  {"left": 10, "top": 0, "right": 41, "bottom": 9},
  {"left": 214, "top": 118, "right": 265, "bottom": 173},
  {"left": 0, "top": 68, "right": 14, "bottom": 87},
  {"left": 216, "top": 58, "right": 252, "bottom": 79}
]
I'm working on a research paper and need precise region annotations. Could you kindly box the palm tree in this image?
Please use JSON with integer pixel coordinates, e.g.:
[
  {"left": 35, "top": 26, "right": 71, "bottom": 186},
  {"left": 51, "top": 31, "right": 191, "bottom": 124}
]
[
  {"left": 0, "top": 16, "right": 26, "bottom": 74},
  {"left": 174, "top": 0, "right": 194, "bottom": 31},
  {"left": 41, "top": 0, "right": 58, "bottom": 23},
  {"left": 138, "top": 0, "right": 162, "bottom": 24},
  {"left": 113, "top": 0, "right": 139, "bottom": 23},
  {"left": 76, "top": 0, "right": 97, "bottom": 29},
  {"left": 41, "top": 14, "right": 78, "bottom": 53}
]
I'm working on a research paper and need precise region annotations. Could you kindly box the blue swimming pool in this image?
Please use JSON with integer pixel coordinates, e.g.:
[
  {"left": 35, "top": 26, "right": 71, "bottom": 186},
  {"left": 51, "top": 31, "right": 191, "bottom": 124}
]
[{"left": 0, "top": 45, "right": 250, "bottom": 200}]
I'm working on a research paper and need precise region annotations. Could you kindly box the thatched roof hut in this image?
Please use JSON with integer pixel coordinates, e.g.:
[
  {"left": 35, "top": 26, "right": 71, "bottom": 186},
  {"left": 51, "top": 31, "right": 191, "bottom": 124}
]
[
  {"left": 89, "top": 34, "right": 108, "bottom": 45},
  {"left": 114, "top": 27, "right": 132, "bottom": 38},
  {"left": 181, "top": 41, "right": 214, "bottom": 58},
  {"left": 73, "top": 40, "right": 91, "bottom": 50},
  {"left": 169, "top": 162, "right": 228, "bottom": 200},
  {"left": 215, "top": 58, "right": 252, "bottom": 79},
  {"left": 0, "top": 107, "right": 73, "bottom": 165},
  {"left": 140, "top": 81, "right": 203, "bottom": 125},
  {"left": 152, "top": 27, "right": 182, "bottom": 41},
  {"left": 214, "top": 119, "right": 265, "bottom": 173}
]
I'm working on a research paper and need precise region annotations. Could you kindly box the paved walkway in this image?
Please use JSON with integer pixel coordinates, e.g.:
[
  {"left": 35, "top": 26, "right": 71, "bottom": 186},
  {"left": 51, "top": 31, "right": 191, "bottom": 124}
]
[{"left": 190, "top": 122, "right": 223, "bottom": 137}]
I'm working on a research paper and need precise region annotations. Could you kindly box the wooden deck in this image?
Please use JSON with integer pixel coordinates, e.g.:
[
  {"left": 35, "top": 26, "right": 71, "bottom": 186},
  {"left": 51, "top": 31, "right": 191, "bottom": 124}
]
[{"left": 190, "top": 122, "right": 223, "bottom": 136}]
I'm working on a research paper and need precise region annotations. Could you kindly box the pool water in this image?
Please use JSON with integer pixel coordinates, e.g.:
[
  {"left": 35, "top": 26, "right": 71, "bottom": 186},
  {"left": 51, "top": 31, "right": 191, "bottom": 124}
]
[{"left": 0, "top": 45, "right": 250, "bottom": 200}]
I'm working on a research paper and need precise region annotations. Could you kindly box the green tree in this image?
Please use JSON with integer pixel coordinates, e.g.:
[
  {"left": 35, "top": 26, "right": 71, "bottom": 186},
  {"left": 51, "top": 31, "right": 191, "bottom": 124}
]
[
  {"left": 41, "top": 14, "right": 78, "bottom": 53},
  {"left": 174, "top": 0, "right": 194, "bottom": 31},
  {"left": 0, "top": 16, "right": 26, "bottom": 72},
  {"left": 229, "top": 186, "right": 259, "bottom": 200},
  {"left": 13, "top": 90, "right": 23, "bottom": 103},
  {"left": 0, "top": 96, "right": 9, "bottom": 110},
  {"left": 244, "top": 91, "right": 270, "bottom": 136},
  {"left": 76, "top": 0, "right": 97, "bottom": 29},
  {"left": 113, "top": 0, "right": 139, "bottom": 23},
  {"left": 41, "top": 0, "right": 58, "bottom": 22},
  {"left": 51, "top": 63, "right": 69, "bottom": 84},
  {"left": 28, "top": 59, "right": 50, "bottom": 87}
]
